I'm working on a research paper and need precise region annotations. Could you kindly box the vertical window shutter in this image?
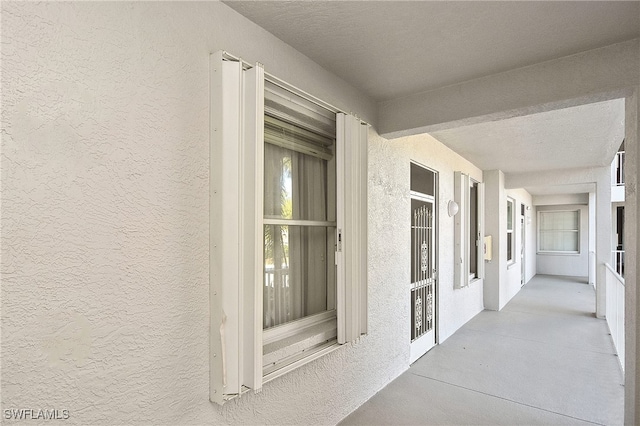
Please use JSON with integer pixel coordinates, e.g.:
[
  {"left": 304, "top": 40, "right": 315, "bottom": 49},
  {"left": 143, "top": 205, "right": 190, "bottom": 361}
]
[
  {"left": 210, "top": 52, "right": 244, "bottom": 403},
  {"left": 477, "top": 182, "right": 485, "bottom": 280},
  {"left": 210, "top": 53, "right": 264, "bottom": 403},
  {"left": 336, "top": 113, "right": 368, "bottom": 344}
]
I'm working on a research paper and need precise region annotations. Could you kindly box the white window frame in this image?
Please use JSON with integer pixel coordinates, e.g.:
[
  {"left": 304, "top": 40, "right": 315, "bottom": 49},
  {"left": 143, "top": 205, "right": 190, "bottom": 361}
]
[
  {"left": 537, "top": 210, "right": 580, "bottom": 254},
  {"left": 209, "top": 51, "right": 368, "bottom": 404},
  {"left": 454, "top": 172, "right": 484, "bottom": 288},
  {"left": 507, "top": 197, "right": 515, "bottom": 264}
]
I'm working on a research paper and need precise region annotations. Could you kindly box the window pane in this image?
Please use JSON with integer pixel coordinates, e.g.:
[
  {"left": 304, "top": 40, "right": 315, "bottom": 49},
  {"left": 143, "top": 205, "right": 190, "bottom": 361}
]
[
  {"left": 264, "top": 143, "right": 334, "bottom": 221},
  {"left": 507, "top": 200, "right": 513, "bottom": 230},
  {"left": 410, "top": 163, "right": 435, "bottom": 196},
  {"left": 507, "top": 232, "right": 513, "bottom": 261},
  {"left": 264, "top": 225, "right": 335, "bottom": 329}
]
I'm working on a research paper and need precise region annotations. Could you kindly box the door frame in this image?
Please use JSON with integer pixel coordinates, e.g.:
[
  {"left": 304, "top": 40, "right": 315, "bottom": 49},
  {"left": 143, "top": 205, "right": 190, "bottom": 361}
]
[
  {"left": 409, "top": 161, "right": 439, "bottom": 363},
  {"left": 521, "top": 204, "right": 526, "bottom": 286}
]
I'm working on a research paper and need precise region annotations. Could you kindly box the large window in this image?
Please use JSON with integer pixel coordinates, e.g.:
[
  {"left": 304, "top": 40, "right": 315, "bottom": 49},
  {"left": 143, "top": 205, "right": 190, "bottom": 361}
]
[
  {"left": 210, "top": 51, "right": 367, "bottom": 404},
  {"left": 538, "top": 210, "right": 580, "bottom": 253},
  {"left": 263, "top": 82, "right": 337, "bottom": 330}
]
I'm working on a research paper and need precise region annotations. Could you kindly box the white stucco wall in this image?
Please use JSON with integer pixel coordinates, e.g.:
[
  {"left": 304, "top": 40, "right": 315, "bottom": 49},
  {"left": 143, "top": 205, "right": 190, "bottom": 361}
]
[
  {"left": 392, "top": 134, "right": 486, "bottom": 342},
  {"left": 1, "top": 2, "right": 489, "bottom": 425},
  {"left": 535, "top": 204, "right": 590, "bottom": 278}
]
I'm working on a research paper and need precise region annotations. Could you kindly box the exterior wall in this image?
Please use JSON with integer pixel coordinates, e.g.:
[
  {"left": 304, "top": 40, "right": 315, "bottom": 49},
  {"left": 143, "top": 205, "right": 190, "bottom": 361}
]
[
  {"left": 1, "top": 3, "right": 382, "bottom": 425},
  {"left": 0, "top": 2, "right": 487, "bottom": 425},
  {"left": 484, "top": 170, "right": 506, "bottom": 311},
  {"left": 388, "top": 134, "right": 485, "bottom": 343},
  {"left": 535, "top": 205, "right": 590, "bottom": 278}
]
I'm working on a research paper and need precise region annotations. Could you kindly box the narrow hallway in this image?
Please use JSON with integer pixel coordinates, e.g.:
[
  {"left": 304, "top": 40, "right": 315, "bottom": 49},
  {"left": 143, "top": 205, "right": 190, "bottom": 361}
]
[{"left": 340, "top": 275, "right": 624, "bottom": 425}]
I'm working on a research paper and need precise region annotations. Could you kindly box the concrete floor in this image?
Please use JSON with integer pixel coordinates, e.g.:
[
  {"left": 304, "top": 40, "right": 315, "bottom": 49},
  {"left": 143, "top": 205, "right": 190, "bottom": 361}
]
[{"left": 340, "top": 275, "right": 624, "bottom": 425}]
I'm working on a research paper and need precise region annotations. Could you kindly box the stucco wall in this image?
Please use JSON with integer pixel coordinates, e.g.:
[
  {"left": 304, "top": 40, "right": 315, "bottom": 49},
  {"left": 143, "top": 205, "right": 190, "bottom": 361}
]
[
  {"left": 0, "top": 2, "right": 390, "bottom": 425},
  {"left": 535, "top": 205, "right": 590, "bottom": 278},
  {"left": 1, "top": 2, "right": 489, "bottom": 425},
  {"left": 393, "top": 134, "right": 486, "bottom": 342}
]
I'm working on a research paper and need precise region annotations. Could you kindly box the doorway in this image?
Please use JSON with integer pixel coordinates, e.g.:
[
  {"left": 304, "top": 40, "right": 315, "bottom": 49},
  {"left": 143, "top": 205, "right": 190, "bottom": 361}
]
[{"left": 410, "top": 162, "right": 437, "bottom": 363}]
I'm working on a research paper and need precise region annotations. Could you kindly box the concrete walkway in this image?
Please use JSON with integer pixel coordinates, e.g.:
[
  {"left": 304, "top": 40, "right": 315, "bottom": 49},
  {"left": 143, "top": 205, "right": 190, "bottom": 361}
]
[{"left": 340, "top": 275, "right": 624, "bottom": 425}]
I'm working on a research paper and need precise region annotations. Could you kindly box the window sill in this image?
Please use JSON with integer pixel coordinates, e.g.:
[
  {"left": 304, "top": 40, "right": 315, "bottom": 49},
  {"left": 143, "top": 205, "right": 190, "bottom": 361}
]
[
  {"left": 469, "top": 277, "right": 482, "bottom": 285},
  {"left": 263, "top": 317, "right": 338, "bottom": 382}
]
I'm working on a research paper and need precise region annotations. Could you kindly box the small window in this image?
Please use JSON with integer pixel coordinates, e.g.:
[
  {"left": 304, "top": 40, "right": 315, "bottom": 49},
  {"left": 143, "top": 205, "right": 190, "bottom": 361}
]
[
  {"left": 454, "top": 172, "right": 484, "bottom": 288},
  {"left": 506, "top": 198, "right": 514, "bottom": 263},
  {"left": 469, "top": 181, "right": 479, "bottom": 278},
  {"left": 538, "top": 210, "right": 580, "bottom": 253}
]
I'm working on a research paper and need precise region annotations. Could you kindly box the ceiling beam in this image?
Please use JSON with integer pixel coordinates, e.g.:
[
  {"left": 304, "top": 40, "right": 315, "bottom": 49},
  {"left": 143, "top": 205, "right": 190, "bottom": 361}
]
[{"left": 378, "top": 39, "right": 639, "bottom": 139}]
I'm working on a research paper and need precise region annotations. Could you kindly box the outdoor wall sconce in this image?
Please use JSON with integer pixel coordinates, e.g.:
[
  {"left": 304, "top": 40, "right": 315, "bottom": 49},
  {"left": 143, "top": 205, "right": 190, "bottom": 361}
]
[{"left": 448, "top": 200, "right": 459, "bottom": 217}]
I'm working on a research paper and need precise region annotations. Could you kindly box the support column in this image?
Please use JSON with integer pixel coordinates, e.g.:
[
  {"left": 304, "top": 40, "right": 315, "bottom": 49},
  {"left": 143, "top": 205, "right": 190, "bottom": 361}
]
[
  {"left": 595, "top": 168, "right": 611, "bottom": 319},
  {"left": 483, "top": 170, "right": 505, "bottom": 311},
  {"left": 624, "top": 88, "right": 638, "bottom": 426}
]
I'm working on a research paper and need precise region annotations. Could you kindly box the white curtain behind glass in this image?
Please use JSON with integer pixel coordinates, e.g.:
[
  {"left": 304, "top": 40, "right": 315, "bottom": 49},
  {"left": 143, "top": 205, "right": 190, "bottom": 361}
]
[{"left": 264, "top": 143, "right": 328, "bottom": 328}]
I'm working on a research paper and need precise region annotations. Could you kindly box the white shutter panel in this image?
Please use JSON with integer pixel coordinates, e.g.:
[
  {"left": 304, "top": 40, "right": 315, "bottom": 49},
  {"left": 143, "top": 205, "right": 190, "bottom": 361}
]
[
  {"left": 210, "top": 53, "right": 264, "bottom": 404},
  {"left": 336, "top": 113, "right": 368, "bottom": 344},
  {"left": 477, "top": 182, "right": 486, "bottom": 280},
  {"left": 210, "top": 52, "right": 243, "bottom": 403}
]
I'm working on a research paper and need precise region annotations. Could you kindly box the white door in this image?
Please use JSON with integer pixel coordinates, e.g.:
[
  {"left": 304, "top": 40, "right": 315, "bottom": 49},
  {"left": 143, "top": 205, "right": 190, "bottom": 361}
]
[{"left": 410, "top": 196, "right": 436, "bottom": 363}]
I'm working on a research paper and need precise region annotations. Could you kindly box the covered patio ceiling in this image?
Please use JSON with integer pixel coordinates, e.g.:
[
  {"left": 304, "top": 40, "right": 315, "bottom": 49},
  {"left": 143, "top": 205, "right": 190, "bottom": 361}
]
[{"left": 225, "top": 1, "right": 639, "bottom": 197}]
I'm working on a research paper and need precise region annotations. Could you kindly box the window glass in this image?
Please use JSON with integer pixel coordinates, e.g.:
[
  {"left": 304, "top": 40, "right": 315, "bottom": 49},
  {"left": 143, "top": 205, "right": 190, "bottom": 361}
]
[
  {"left": 263, "top": 112, "right": 336, "bottom": 330},
  {"left": 507, "top": 199, "right": 514, "bottom": 262},
  {"left": 263, "top": 224, "right": 335, "bottom": 328},
  {"left": 410, "top": 163, "right": 435, "bottom": 196},
  {"left": 264, "top": 143, "right": 332, "bottom": 221}
]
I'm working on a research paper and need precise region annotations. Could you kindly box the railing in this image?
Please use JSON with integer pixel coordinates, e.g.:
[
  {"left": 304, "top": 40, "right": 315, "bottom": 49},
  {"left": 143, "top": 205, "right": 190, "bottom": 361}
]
[
  {"left": 611, "top": 151, "right": 625, "bottom": 186},
  {"left": 605, "top": 263, "right": 625, "bottom": 373},
  {"left": 264, "top": 266, "right": 291, "bottom": 329},
  {"left": 612, "top": 250, "right": 624, "bottom": 277}
]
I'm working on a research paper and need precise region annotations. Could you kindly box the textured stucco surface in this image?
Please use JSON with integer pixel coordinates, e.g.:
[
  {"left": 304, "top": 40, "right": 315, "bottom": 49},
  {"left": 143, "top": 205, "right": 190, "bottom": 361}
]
[
  {"left": 0, "top": 2, "right": 394, "bottom": 425},
  {"left": 1, "top": 2, "right": 492, "bottom": 424}
]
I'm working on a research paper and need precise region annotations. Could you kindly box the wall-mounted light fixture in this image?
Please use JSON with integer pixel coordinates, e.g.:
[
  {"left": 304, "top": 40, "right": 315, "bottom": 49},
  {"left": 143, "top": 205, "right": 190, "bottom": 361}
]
[{"left": 448, "top": 200, "right": 459, "bottom": 217}]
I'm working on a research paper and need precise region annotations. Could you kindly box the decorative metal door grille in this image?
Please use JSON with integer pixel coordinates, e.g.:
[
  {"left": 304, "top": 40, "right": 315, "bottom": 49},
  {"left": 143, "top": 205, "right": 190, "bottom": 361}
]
[{"left": 411, "top": 202, "right": 434, "bottom": 342}]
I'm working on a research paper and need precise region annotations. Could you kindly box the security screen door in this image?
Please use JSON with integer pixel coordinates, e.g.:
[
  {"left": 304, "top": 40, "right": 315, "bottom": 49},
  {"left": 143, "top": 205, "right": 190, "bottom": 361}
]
[{"left": 410, "top": 163, "right": 437, "bottom": 363}]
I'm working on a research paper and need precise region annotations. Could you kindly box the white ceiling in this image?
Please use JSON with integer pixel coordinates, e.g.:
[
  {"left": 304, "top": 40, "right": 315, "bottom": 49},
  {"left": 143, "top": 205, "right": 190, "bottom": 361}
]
[
  {"left": 430, "top": 99, "right": 626, "bottom": 174},
  {"left": 225, "top": 1, "right": 640, "bottom": 101},
  {"left": 225, "top": 1, "right": 638, "bottom": 196}
]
